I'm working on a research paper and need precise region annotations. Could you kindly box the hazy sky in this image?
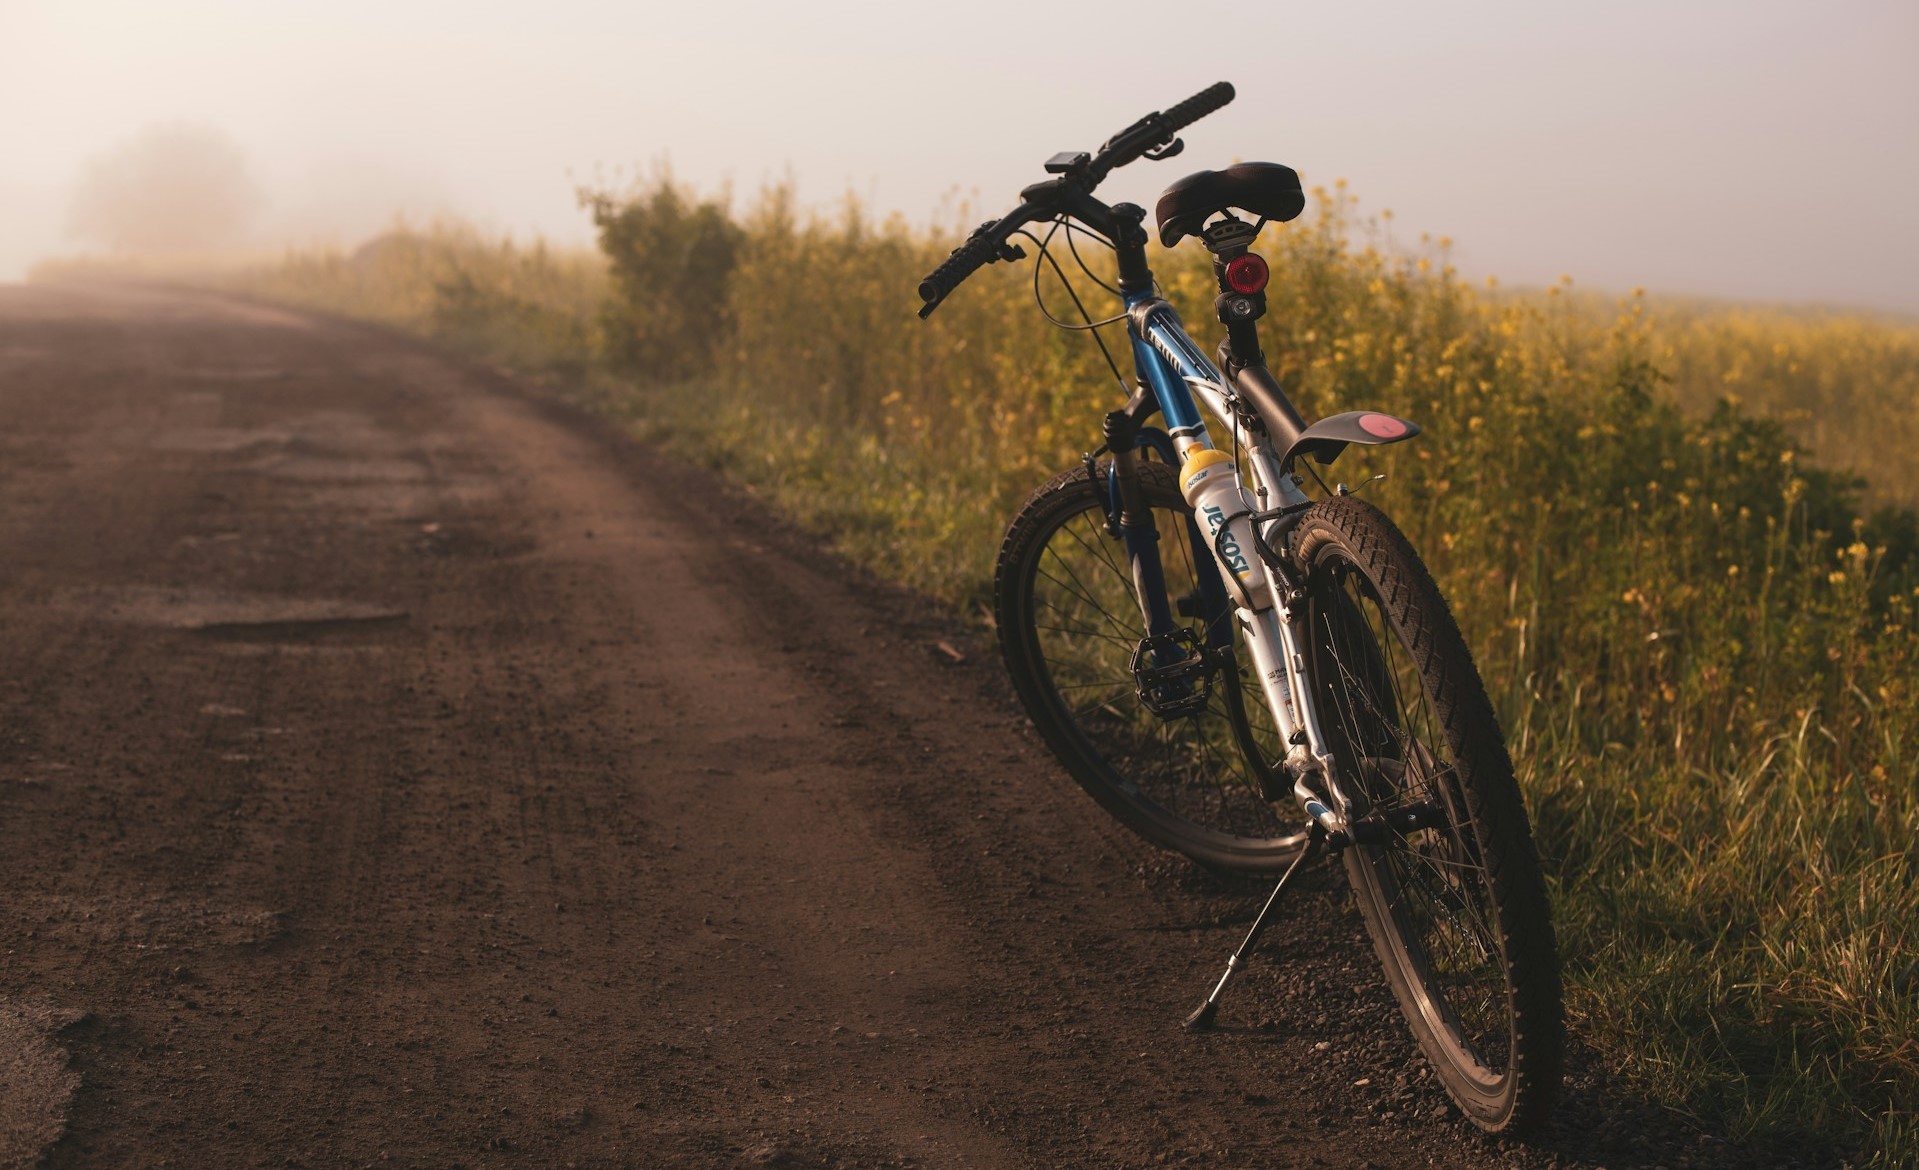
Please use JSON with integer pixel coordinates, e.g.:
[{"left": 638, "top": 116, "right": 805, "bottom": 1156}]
[{"left": 3, "top": 0, "right": 1915, "bottom": 309}]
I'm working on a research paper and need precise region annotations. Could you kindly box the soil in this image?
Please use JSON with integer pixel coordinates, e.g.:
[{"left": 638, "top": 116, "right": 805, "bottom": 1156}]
[{"left": 0, "top": 284, "right": 1817, "bottom": 1168}]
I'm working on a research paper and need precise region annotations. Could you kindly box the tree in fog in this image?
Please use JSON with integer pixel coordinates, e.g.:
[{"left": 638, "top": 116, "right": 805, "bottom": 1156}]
[{"left": 67, "top": 124, "right": 263, "bottom": 254}]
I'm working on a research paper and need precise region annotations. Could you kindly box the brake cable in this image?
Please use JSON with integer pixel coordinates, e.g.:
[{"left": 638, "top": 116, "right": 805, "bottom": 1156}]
[{"left": 1015, "top": 221, "right": 1128, "bottom": 395}]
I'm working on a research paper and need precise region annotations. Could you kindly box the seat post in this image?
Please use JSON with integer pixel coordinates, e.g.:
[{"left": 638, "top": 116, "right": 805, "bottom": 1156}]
[{"left": 1202, "top": 216, "right": 1267, "bottom": 373}]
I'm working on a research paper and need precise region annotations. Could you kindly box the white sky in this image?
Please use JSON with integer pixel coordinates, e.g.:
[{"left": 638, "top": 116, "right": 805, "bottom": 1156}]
[{"left": 2, "top": 0, "right": 1915, "bottom": 310}]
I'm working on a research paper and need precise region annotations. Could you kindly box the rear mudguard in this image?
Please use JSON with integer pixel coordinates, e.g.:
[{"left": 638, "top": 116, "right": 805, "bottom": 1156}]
[{"left": 1280, "top": 410, "right": 1420, "bottom": 470}]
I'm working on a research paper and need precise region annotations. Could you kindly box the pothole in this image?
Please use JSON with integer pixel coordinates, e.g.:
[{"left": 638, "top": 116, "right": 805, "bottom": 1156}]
[
  {"left": 252, "top": 454, "right": 429, "bottom": 482},
  {"left": 193, "top": 608, "right": 408, "bottom": 642},
  {"left": 176, "top": 366, "right": 288, "bottom": 382},
  {"left": 150, "top": 427, "right": 290, "bottom": 454},
  {"left": 61, "top": 586, "right": 409, "bottom": 641}
]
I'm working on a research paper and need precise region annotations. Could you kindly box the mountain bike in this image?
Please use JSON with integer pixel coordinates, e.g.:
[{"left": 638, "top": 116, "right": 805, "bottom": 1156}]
[{"left": 915, "top": 82, "right": 1564, "bottom": 1135}]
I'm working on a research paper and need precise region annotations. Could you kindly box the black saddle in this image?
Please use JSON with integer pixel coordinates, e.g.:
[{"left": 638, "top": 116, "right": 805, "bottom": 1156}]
[{"left": 1154, "top": 162, "right": 1305, "bottom": 247}]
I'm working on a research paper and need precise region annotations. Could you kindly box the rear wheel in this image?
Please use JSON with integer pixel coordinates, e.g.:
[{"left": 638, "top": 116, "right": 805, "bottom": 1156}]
[
  {"left": 1293, "top": 496, "right": 1563, "bottom": 1134},
  {"left": 995, "top": 460, "right": 1306, "bottom": 873}
]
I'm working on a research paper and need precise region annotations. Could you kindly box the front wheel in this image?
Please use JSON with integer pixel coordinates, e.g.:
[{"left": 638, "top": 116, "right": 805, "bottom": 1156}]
[
  {"left": 1293, "top": 496, "right": 1564, "bottom": 1134},
  {"left": 995, "top": 460, "right": 1307, "bottom": 873}
]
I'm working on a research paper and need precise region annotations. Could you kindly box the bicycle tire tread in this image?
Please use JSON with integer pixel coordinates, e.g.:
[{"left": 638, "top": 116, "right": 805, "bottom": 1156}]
[{"left": 1294, "top": 496, "right": 1564, "bottom": 1135}]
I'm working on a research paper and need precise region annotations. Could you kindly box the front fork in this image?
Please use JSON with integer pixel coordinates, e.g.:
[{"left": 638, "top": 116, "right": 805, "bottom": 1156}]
[
  {"left": 1239, "top": 595, "right": 1355, "bottom": 832},
  {"left": 1106, "top": 442, "right": 1181, "bottom": 638}
]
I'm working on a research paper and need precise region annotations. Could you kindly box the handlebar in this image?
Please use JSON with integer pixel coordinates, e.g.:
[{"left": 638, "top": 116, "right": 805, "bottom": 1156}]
[
  {"left": 1161, "top": 82, "right": 1236, "bottom": 138},
  {"left": 916, "top": 82, "right": 1235, "bottom": 318},
  {"left": 915, "top": 211, "right": 1034, "bottom": 313}
]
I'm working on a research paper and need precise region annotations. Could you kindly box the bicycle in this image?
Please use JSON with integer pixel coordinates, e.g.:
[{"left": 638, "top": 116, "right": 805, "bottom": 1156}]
[{"left": 915, "top": 82, "right": 1564, "bottom": 1135}]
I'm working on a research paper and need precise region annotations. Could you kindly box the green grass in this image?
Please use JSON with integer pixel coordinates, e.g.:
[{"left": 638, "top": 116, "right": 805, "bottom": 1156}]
[{"left": 141, "top": 179, "right": 1919, "bottom": 1164}]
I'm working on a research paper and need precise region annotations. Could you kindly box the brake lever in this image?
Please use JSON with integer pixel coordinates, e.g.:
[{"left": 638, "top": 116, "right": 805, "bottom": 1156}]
[
  {"left": 1144, "top": 137, "right": 1185, "bottom": 161},
  {"left": 1098, "top": 115, "right": 1156, "bottom": 155}
]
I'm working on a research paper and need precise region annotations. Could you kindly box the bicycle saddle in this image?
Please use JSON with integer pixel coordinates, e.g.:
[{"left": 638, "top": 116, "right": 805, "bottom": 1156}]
[{"left": 1154, "top": 162, "right": 1305, "bottom": 247}]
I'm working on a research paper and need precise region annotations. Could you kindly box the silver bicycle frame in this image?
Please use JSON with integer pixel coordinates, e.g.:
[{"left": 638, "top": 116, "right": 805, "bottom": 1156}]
[{"left": 1124, "top": 295, "right": 1354, "bottom": 825}]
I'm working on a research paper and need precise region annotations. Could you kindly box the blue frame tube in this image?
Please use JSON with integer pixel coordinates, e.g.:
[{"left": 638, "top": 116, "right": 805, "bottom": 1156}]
[
  {"left": 1112, "top": 292, "right": 1244, "bottom": 661},
  {"left": 1124, "top": 292, "right": 1228, "bottom": 444}
]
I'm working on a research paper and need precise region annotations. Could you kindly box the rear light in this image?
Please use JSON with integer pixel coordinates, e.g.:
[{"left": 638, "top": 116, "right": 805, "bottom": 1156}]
[{"left": 1224, "top": 253, "right": 1269, "bottom": 295}]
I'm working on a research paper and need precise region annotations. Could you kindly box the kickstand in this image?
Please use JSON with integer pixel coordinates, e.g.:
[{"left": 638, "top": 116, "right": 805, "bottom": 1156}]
[{"left": 1182, "top": 822, "right": 1327, "bottom": 1031}]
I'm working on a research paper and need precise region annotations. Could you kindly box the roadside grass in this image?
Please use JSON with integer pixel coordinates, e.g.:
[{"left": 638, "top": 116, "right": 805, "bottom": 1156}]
[{"left": 112, "top": 182, "right": 1917, "bottom": 1164}]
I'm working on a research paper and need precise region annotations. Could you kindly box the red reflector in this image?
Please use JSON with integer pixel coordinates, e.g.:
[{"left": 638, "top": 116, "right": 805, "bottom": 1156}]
[
  {"left": 1359, "top": 413, "right": 1410, "bottom": 439},
  {"left": 1224, "top": 253, "right": 1269, "bottom": 294}
]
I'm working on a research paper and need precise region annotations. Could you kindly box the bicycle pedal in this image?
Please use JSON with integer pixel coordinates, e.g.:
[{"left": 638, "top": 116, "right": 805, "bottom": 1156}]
[{"left": 1130, "top": 628, "right": 1214, "bottom": 718}]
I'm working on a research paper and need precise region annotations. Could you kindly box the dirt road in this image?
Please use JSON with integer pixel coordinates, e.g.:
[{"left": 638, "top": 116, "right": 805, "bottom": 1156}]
[{"left": 0, "top": 285, "right": 1734, "bottom": 1169}]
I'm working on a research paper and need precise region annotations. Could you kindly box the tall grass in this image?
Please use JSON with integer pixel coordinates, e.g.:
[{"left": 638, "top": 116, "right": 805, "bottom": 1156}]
[{"left": 196, "top": 182, "right": 1918, "bottom": 1163}]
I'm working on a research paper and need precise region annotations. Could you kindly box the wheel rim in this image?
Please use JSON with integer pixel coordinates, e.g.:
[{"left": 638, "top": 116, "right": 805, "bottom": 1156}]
[
  {"left": 1024, "top": 485, "right": 1301, "bottom": 850},
  {"left": 1309, "top": 555, "right": 1515, "bottom": 1090}
]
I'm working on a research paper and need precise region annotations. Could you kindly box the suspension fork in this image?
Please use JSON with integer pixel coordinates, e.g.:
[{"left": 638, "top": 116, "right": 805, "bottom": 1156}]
[
  {"left": 1112, "top": 422, "right": 1292, "bottom": 797},
  {"left": 1130, "top": 425, "right": 1234, "bottom": 649},
  {"left": 1101, "top": 404, "right": 1182, "bottom": 642}
]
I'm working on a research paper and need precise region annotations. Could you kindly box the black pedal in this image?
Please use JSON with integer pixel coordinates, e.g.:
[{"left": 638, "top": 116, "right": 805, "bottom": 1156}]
[{"left": 1131, "top": 628, "right": 1213, "bottom": 719}]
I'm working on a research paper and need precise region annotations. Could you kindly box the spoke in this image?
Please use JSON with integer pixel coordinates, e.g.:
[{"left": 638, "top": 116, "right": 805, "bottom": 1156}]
[
  {"left": 1057, "top": 513, "right": 1138, "bottom": 605},
  {"left": 1306, "top": 550, "right": 1512, "bottom": 1074},
  {"left": 1390, "top": 846, "right": 1500, "bottom": 956},
  {"left": 1035, "top": 560, "right": 1131, "bottom": 643},
  {"left": 1075, "top": 511, "right": 1139, "bottom": 589},
  {"left": 1032, "top": 620, "right": 1135, "bottom": 647},
  {"left": 1396, "top": 843, "right": 1492, "bottom": 879},
  {"left": 1024, "top": 490, "right": 1292, "bottom": 844}
]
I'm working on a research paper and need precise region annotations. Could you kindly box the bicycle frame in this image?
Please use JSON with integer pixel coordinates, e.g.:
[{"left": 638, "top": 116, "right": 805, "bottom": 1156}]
[{"left": 1114, "top": 289, "right": 1354, "bottom": 824}]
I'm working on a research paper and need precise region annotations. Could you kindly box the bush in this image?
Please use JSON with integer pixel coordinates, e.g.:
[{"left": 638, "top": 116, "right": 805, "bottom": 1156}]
[{"left": 583, "top": 180, "right": 743, "bottom": 380}]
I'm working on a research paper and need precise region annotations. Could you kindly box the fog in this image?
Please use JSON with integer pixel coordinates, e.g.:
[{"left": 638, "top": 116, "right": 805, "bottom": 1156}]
[{"left": 3, "top": 0, "right": 1915, "bottom": 309}]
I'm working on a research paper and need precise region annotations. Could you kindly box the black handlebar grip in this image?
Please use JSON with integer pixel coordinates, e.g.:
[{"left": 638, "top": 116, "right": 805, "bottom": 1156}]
[
  {"left": 1160, "top": 81, "right": 1236, "bottom": 133},
  {"left": 917, "top": 224, "right": 1000, "bottom": 312},
  {"left": 916, "top": 243, "right": 982, "bottom": 304}
]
